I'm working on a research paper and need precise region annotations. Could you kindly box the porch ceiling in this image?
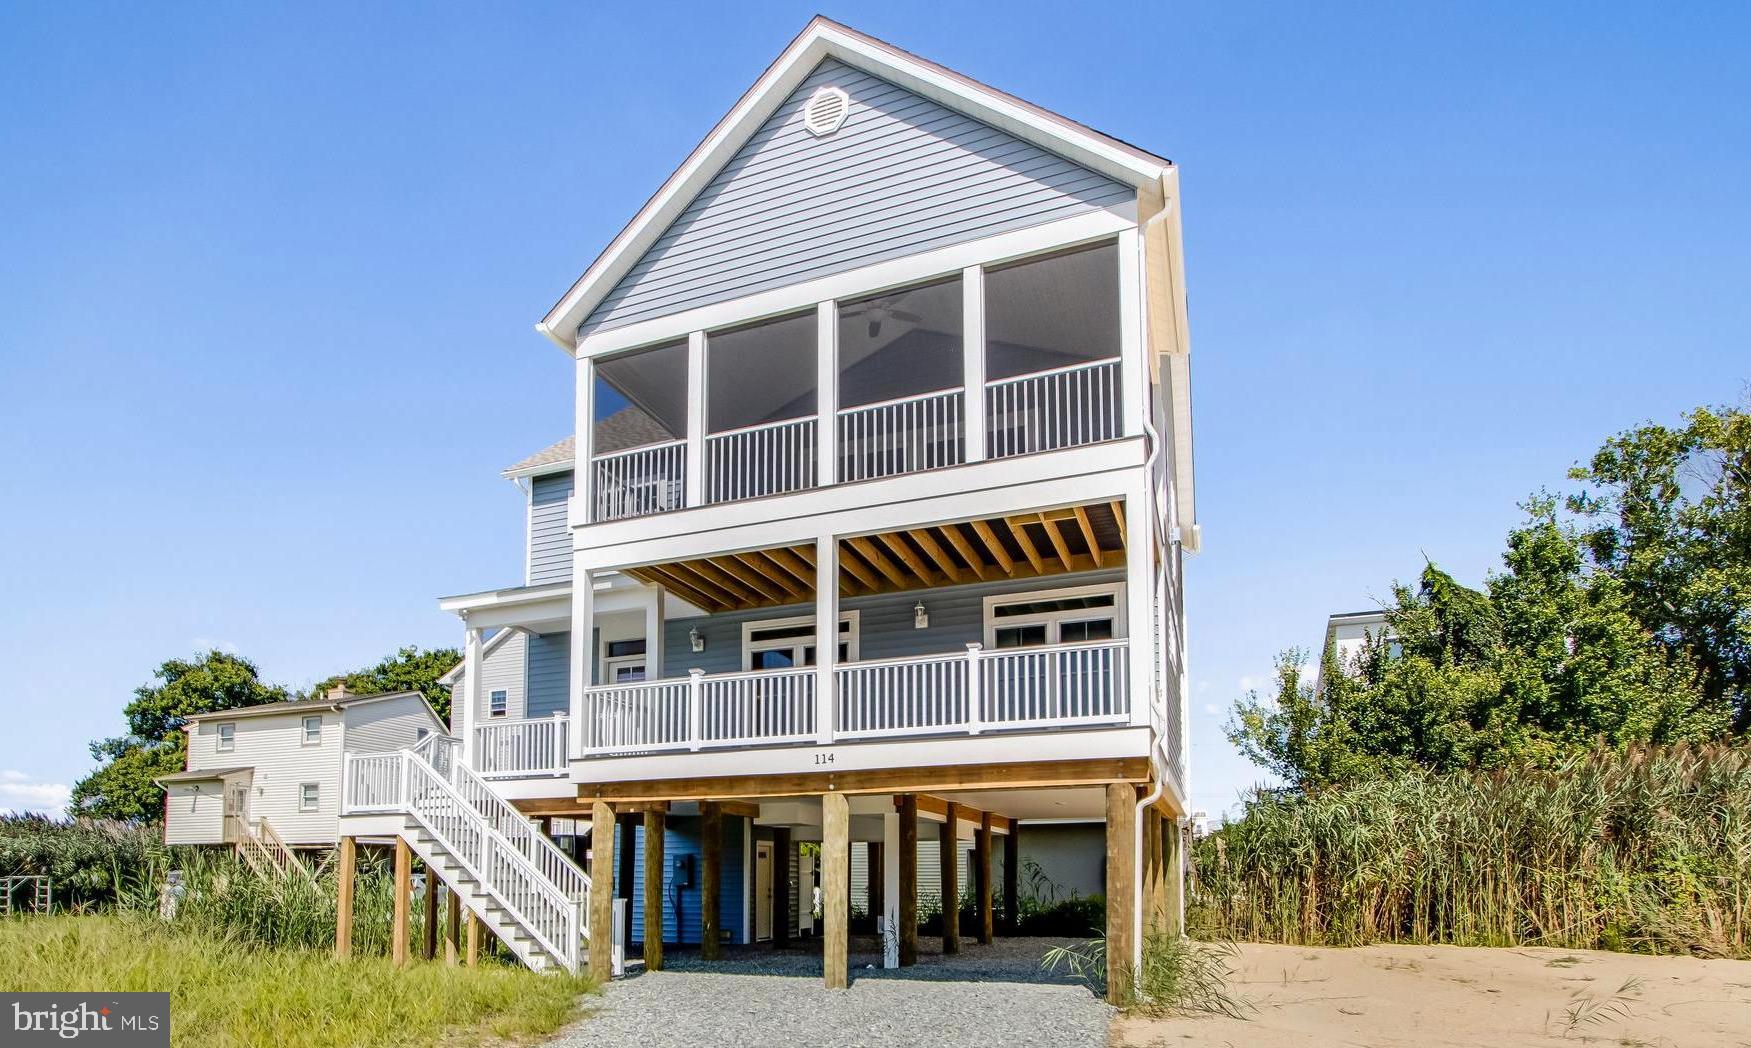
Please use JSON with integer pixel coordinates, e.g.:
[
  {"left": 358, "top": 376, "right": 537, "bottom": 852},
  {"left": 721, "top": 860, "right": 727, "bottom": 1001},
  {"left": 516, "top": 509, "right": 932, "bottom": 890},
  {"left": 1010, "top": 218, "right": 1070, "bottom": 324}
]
[{"left": 620, "top": 499, "right": 1128, "bottom": 613}]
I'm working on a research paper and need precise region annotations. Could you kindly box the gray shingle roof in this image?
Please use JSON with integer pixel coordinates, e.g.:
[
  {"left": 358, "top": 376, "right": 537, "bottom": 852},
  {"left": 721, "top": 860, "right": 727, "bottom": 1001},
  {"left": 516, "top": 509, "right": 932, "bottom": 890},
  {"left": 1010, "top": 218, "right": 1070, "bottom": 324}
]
[{"left": 502, "top": 407, "right": 679, "bottom": 476}]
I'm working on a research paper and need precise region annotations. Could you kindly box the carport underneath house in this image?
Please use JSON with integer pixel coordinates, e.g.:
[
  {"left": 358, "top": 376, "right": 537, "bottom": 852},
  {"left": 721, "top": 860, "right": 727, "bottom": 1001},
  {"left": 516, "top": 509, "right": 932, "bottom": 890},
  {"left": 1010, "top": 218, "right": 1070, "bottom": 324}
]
[{"left": 503, "top": 764, "right": 1187, "bottom": 1001}]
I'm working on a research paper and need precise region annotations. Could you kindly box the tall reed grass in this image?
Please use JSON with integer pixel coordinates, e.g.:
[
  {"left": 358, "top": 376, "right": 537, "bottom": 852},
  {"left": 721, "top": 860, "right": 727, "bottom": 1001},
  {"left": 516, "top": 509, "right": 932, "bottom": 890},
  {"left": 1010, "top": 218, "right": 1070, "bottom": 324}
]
[{"left": 1192, "top": 744, "right": 1751, "bottom": 957}]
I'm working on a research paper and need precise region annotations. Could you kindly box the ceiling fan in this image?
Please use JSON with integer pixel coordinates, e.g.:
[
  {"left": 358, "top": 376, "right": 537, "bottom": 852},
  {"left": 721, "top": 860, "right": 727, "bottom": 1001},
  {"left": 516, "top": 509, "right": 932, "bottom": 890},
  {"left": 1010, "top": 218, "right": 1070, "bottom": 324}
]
[{"left": 840, "top": 300, "right": 924, "bottom": 339}]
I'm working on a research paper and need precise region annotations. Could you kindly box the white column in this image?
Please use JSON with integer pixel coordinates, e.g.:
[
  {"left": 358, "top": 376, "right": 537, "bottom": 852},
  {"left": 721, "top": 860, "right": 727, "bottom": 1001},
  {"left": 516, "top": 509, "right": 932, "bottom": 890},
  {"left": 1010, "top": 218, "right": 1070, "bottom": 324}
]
[
  {"left": 813, "top": 534, "right": 838, "bottom": 745},
  {"left": 570, "top": 568, "right": 596, "bottom": 757},
  {"left": 1116, "top": 227, "right": 1146, "bottom": 439},
  {"left": 576, "top": 353, "right": 596, "bottom": 523},
  {"left": 460, "top": 624, "right": 482, "bottom": 767},
  {"left": 961, "top": 265, "right": 986, "bottom": 463},
  {"left": 816, "top": 301, "right": 837, "bottom": 487},
  {"left": 686, "top": 331, "right": 707, "bottom": 507},
  {"left": 644, "top": 584, "right": 665, "bottom": 680},
  {"left": 1123, "top": 479, "right": 1153, "bottom": 728},
  {"left": 881, "top": 810, "right": 901, "bottom": 969}
]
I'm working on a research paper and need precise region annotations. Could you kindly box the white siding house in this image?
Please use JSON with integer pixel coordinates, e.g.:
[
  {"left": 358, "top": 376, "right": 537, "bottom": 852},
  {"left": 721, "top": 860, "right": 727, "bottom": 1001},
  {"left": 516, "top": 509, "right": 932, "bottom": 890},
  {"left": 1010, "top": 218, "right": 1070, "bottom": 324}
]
[{"left": 162, "top": 688, "right": 446, "bottom": 849}]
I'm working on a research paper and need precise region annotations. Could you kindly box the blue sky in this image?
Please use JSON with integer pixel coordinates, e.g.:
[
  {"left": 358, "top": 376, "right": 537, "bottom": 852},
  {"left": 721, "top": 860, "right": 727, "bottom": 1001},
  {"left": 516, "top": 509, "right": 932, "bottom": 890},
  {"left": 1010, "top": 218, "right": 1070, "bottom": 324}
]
[{"left": 2, "top": 3, "right": 1746, "bottom": 818}]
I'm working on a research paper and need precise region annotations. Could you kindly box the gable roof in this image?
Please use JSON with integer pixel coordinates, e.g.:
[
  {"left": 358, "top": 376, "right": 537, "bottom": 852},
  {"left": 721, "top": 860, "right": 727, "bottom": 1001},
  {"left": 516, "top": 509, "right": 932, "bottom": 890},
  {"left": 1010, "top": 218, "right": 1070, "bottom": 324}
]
[
  {"left": 538, "top": 16, "right": 1171, "bottom": 353},
  {"left": 181, "top": 689, "right": 445, "bottom": 731}
]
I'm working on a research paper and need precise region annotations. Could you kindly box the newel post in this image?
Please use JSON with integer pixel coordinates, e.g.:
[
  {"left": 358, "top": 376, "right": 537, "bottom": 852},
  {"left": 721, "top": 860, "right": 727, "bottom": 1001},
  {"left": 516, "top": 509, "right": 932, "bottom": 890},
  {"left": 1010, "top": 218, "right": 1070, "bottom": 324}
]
[
  {"left": 688, "top": 669, "right": 705, "bottom": 751},
  {"left": 965, "top": 643, "right": 984, "bottom": 735}
]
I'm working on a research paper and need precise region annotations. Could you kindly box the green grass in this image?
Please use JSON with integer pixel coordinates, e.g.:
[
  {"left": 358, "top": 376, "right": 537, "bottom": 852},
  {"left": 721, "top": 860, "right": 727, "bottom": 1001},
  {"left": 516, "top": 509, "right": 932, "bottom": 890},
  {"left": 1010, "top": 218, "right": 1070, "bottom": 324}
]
[{"left": 0, "top": 915, "right": 594, "bottom": 1048}]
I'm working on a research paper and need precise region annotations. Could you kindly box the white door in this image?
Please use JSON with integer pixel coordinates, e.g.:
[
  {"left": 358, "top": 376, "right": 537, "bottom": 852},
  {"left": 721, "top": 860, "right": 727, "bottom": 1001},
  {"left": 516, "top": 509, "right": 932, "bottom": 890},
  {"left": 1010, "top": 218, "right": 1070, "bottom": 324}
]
[
  {"left": 754, "top": 842, "right": 774, "bottom": 941},
  {"left": 223, "top": 781, "right": 249, "bottom": 843}
]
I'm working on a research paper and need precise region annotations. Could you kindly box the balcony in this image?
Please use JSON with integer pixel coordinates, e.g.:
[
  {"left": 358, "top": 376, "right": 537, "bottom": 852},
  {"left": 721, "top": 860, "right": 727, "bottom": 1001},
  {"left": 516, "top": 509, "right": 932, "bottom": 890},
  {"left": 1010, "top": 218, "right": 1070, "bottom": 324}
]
[
  {"left": 584, "top": 238, "right": 1129, "bottom": 524},
  {"left": 550, "top": 638, "right": 1127, "bottom": 762}
]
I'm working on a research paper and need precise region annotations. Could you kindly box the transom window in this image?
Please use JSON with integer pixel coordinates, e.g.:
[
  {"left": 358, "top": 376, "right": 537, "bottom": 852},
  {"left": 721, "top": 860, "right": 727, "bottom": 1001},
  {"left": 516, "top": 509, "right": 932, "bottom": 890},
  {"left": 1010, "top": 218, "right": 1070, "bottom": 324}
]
[
  {"left": 743, "top": 614, "right": 859, "bottom": 670},
  {"left": 603, "top": 639, "right": 647, "bottom": 685},
  {"left": 984, "top": 584, "right": 1123, "bottom": 649}
]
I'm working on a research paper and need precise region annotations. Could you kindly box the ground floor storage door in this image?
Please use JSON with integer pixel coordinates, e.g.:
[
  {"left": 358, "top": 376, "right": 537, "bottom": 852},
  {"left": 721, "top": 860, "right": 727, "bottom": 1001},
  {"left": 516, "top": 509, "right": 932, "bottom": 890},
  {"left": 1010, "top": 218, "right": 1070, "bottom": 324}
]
[{"left": 754, "top": 842, "right": 773, "bottom": 941}]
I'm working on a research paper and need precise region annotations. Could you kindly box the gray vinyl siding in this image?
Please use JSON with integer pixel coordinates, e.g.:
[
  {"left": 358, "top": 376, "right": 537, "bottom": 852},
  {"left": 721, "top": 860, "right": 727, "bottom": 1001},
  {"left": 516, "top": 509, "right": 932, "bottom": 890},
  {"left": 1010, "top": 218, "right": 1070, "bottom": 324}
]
[
  {"left": 581, "top": 59, "right": 1133, "bottom": 336},
  {"left": 662, "top": 569, "right": 1125, "bottom": 676},
  {"left": 1017, "top": 822, "right": 1106, "bottom": 900},
  {"left": 526, "top": 631, "right": 570, "bottom": 717},
  {"left": 477, "top": 630, "right": 530, "bottom": 721},
  {"left": 342, "top": 695, "right": 441, "bottom": 754},
  {"left": 852, "top": 838, "right": 972, "bottom": 913},
  {"left": 527, "top": 471, "right": 574, "bottom": 585}
]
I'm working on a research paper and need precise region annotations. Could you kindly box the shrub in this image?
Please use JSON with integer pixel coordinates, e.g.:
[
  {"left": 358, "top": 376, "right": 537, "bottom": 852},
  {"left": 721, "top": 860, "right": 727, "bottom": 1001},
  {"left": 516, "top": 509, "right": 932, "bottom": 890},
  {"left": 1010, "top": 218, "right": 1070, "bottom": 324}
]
[{"left": 0, "top": 814, "right": 162, "bottom": 911}]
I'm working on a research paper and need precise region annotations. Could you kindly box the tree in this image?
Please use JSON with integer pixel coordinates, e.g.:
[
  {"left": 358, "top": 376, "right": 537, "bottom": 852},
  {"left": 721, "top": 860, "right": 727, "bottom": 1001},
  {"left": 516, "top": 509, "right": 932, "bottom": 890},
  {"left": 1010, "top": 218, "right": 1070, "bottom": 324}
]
[
  {"left": 71, "top": 651, "right": 289, "bottom": 821},
  {"left": 308, "top": 645, "right": 460, "bottom": 723},
  {"left": 1229, "top": 510, "right": 1721, "bottom": 789},
  {"left": 1566, "top": 403, "right": 1751, "bottom": 732}
]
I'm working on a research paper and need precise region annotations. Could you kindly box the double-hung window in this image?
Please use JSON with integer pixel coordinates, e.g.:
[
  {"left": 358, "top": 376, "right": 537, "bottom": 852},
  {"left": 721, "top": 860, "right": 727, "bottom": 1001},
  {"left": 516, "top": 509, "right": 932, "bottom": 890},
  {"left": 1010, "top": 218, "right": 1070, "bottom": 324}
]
[
  {"left": 489, "top": 690, "right": 508, "bottom": 718},
  {"left": 301, "top": 715, "right": 322, "bottom": 745},
  {"left": 216, "top": 723, "right": 236, "bottom": 752},
  {"left": 299, "top": 783, "right": 319, "bottom": 812}
]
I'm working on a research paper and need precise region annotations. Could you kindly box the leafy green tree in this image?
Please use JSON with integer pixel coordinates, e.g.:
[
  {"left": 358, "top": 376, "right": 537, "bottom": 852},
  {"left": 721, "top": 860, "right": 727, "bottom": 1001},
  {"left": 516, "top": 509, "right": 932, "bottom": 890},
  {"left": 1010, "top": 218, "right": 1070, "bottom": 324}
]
[
  {"left": 1567, "top": 403, "right": 1751, "bottom": 732},
  {"left": 309, "top": 645, "right": 460, "bottom": 723},
  {"left": 71, "top": 651, "right": 289, "bottom": 821}
]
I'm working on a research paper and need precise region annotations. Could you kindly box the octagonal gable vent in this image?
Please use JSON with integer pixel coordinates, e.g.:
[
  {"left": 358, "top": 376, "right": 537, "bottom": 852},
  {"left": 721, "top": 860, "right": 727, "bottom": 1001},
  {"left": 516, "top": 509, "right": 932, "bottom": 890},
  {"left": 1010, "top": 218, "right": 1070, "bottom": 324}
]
[{"left": 802, "top": 86, "right": 850, "bottom": 138}]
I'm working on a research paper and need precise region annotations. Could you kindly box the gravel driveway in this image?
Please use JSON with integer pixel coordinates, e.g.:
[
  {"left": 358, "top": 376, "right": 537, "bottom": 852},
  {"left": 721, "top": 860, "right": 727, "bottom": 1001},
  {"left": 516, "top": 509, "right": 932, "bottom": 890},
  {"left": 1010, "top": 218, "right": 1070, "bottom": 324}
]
[{"left": 548, "top": 937, "right": 1112, "bottom": 1048}]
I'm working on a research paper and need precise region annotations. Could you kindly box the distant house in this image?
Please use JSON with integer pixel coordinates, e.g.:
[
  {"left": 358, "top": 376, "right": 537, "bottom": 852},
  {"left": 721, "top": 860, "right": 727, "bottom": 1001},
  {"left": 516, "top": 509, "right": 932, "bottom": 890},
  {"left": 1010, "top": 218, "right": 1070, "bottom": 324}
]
[
  {"left": 159, "top": 687, "right": 446, "bottom": 851},
  {"left": 1315, "top": 609, "right": 1391, "bottom": 693}
]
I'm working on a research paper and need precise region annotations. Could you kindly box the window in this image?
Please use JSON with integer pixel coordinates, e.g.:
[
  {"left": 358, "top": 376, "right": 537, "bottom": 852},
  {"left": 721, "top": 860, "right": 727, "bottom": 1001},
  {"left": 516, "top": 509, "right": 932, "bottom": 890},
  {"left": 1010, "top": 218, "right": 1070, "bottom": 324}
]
[
  {"left": 984, "top": 241, "right": 1120, "bottom": 381},
  {"left": 299, "top": 783, "right": 319, "bottom": 812},
  {"left": 489, "top": 690, "right": 508, "bottom": 718},
  {"left": 838, "top": 276, "right": 963, "bottom": 408},
  {"left": 743, "top": 614, "right": 859, "bottom": 670},
  {"left": 216, "top": 723, "right": 236, "bottom": 752},
  {"left": 984, "top": 585, "right": 1123, "bottom": 648},
  {"left": 301, "top": 715, "right": 322, "bottom": 745},
  {"left": 707, "top": 311, "right": 817, "bottom": 433},
  {"left": 602, "top": 639, "right": 647, "bottom": 685}
]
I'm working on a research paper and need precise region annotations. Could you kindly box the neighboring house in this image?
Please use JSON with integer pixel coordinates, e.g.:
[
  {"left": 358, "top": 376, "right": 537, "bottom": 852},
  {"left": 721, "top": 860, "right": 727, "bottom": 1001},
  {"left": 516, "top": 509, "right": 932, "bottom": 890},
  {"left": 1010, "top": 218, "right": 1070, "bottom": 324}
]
[
  {"left": 336, "top": 18, "right": 1196, "bottom": 999},
  {"left": 1314, "top": 609, "right": 1391, "bottom": 693},
  {"left": 160, "top": 686, "right": 445, "bottom": 850}
]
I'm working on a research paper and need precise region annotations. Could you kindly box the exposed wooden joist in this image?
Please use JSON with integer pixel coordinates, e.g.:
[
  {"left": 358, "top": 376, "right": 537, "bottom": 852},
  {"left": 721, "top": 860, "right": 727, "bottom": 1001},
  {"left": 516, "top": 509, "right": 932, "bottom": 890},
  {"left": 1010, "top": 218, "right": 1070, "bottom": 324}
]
[
  {"left": 1110, "top": 499, "right": 1126, "bottom": 536},
  {"left": 878, "top": 531, "right": 936, "bottom": 585},
  {"left": 1072, "top": 505, "right": 1103, "bottom": 568},
  {"left": 629, "top": 563, "right": 727, "bottom": 613},
  {"left": 848, "top": 536, "right": 908, "bottom": 588},
  {"left": 687, "top": 558, "right": 768, "bottom": 606},
  {"left": 835, "top": 547, "right": 881, "bottom": 592},
  {"left": 576, "top": 758, "right": 1150, "bottom": 802},
  {"left": 970, "top": 519, "right": 1016, "bottom": 576},
  {"left": 908, "top": 529, "right": 962, "bottom": 583},
  {"left": 761, "top": 547, "right": 819, "bottom": 595},
  {"left": 1003, "top": 517, "right": 1047, "bottom": 575},
  {"left": 935, "top": 524, "right": 987, "bottom": 581},
  {"left": 735, "top": 550, "right": 807, "bottom": 600},
  {"left": 1038, "top": 514, "right": 1077, "bottom": 573},
  {"left": 709, "top": 555, "right": 790, "bottom": 603},
  {"left": 903, "top": 793, "right": 1013, "bottom": 834}
]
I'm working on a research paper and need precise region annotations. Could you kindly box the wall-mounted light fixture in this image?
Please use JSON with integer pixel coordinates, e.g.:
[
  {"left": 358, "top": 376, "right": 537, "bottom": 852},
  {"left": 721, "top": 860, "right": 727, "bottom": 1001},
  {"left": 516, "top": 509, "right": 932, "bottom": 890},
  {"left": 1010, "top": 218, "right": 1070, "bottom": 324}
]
[
  {"left": 689, "top": 627, "right": 706, "bottom": 653},
  {"left": 913, "top": 601, "right": 929, "bottom": 630}
]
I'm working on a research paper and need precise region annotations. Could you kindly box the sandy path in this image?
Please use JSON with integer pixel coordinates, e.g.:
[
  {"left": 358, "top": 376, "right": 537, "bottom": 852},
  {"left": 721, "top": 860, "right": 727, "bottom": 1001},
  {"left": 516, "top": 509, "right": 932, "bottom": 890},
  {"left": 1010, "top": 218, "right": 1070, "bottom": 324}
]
[{"left": 1111, "top": 942, "right": 1751, "bottom": 1048}]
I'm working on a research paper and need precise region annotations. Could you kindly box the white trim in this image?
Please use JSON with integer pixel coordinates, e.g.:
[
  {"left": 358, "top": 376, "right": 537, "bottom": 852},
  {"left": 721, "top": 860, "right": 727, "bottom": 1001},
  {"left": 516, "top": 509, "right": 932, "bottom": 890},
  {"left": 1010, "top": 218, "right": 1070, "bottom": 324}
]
[
  {"left": 742, "top": 818, "right": 753, "bottom": 945},
  {"left": 488, "top": 689, "right": 509, "bottom": 718},
  {"left": 574, "top": 213, "right": 1130, "bottom": 361},
  {"left": 538, "top": 17, "right": 1166, "bottom": 351},
  {"left": 740, "top": 611, "right": 860, "bottom": 670},
  {"left": 961, "top": 264, "right": 986, "bottom": 463},
  {"left": 981, "top": 581, "right": 1126, "bottom": 648},
  {"left": 298, "top": 782, "right": 320, "bottom": 813}
]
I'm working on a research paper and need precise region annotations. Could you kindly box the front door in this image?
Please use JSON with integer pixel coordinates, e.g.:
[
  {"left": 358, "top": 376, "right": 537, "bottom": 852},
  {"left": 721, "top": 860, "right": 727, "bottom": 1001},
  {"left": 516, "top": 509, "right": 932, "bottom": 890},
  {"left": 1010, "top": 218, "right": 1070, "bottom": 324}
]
[
  {"left": 754, "top": 842, "right": 774, "bottom": 941},
  {"left": 222, "top": 781, "right": 249, "bottom": 843}
]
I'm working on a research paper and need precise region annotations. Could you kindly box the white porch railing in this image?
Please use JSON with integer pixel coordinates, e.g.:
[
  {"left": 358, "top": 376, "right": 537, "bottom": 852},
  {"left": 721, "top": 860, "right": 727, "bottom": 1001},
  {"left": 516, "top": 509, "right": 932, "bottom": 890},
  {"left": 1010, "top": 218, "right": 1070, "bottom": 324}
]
[
  {"left": 837, "top": 388, "right": 965, "bottom": 483},
  {"left": 704, "top": 416, "right": 817, "bottom": 503},
  {"left": 699, "top": 667, "right": 816, "bottom": 747},
  {"left": 473, "top": 716, "right": 569, "bottom": 778},
  {"left": 592, "top": 439, "right": 686, "bottom": 522},
  {"left": 574, "top": 639, "right": 1130, "bottom": 755},
  {"left": 985, "top": 358, "right": 1122, "bottom": 459}
]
